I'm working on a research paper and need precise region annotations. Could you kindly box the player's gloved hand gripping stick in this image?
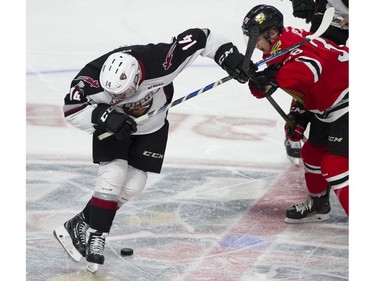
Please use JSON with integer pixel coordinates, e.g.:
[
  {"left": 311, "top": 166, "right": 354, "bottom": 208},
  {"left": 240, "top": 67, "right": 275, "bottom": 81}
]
[{"left": 98, "top": 7, "right": 334, "bottom": 140}]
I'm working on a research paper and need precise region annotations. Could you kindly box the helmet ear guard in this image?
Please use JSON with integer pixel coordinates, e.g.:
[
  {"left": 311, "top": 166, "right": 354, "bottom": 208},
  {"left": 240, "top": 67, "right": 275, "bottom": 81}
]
[
  {"left": 100, "top": 52, "right": 141, "bottom": 99},
  {"left": 242, "top": 5, "right": 284, "bottom": 37}
]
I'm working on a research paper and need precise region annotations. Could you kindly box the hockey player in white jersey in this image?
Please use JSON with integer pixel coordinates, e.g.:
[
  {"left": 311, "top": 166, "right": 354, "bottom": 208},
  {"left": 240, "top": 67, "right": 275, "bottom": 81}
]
[{"left": 53, "top": 27, "right": 248, "bottom": 272}]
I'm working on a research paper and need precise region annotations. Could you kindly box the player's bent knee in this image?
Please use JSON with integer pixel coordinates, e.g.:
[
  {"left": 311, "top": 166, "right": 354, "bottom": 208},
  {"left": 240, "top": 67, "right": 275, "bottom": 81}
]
[
  {"left": 118, "top": 167, "right": 148, "bottom": 204},
  {"left": 321, "top": 154, "right": 348, "bottom": 176},
  {"left": 321, "top": 154, "right": 348, "bottom": 188},
  {"left": 301, "top": 141, "right": 327, "bottom": 165}
]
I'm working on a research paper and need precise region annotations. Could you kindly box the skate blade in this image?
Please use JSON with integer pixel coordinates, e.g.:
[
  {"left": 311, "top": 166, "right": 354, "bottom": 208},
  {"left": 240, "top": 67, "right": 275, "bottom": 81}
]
[
  {"left": 87, "top": 262, "right": 99, "bottom": 274},
  {"left": 285, "top": 213, "right": 330, "bottom": 224},
  {"left": 53, "top": 226, "right": 82, "bottom": 262},
  {"left": 287, "top": 156, "right": 300, "bottom": 166}
]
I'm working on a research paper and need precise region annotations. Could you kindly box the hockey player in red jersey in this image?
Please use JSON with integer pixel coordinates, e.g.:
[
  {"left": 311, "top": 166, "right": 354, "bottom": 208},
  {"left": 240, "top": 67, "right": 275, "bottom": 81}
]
[
  {"left": 53, "top": 28, "right": 248, "bottom": 271},
  {"left": 241, "top": 5, "right": 348, "bottom": 223},
  {"left": 285, "top": 0, "right": 349, "bottom": 163}
]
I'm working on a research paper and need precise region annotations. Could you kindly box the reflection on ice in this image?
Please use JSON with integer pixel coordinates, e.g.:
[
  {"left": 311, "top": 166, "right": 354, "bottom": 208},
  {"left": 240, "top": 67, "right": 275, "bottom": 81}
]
[{"left": 26, "top": 163, "right": 348, "bottom": 281}]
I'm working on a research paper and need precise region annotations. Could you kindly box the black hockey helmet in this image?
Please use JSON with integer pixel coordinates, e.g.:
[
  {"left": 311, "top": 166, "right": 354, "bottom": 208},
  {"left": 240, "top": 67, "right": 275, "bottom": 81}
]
[{"left": 242, "top": 5, "right": 284, "bottom": 36}]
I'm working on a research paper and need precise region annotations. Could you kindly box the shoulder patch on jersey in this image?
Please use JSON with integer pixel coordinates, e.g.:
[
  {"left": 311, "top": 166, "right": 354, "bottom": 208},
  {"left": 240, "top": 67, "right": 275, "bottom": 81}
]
[
  {"left": 271, "top": 40, "right": 282, "bottom": 56},
  {"left": 75, "top": 76, "right": 100, "bottom": 88},
  {"left": 163, "top": 41, "right": 177, "bottom": 70}
]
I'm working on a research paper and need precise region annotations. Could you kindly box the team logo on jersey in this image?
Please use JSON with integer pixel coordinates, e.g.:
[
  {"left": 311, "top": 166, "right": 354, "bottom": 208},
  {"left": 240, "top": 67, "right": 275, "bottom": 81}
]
[
  {"left": 120, "top": 91, "right": 155, "bottom": 117},
  {"left": 163, "top": 41, "right": 177, "bottom": 70},
  {"left": 270, "top": 40, "right": 282, "bottom": 55},
  {"left": 75, "top": 76, "right": 100, "bottom": 88}
]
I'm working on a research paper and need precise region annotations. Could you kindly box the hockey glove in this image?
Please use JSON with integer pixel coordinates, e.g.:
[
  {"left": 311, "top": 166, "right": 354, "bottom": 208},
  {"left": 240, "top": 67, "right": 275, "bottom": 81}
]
[
  {"left": 290, "top": 0, "right": 316, "bottom": 23},
  {"left": 92, "top": 104, "right": 137, "bottom": 141},
  {"left": 248, "top": 63, "right": 280, "bottom": 99},
  {"left": 215, "top": 43, "right": 248, "bottom": 83},
  {"left": 284, "top": 101, "right": 312, "bottom": 141}
]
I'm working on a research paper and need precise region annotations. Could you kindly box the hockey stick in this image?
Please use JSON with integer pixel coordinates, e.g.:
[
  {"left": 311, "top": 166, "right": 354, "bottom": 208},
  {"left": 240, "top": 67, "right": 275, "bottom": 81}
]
[
  {"left": 99, "top": 30, "right": 259, "bottom": 141},
  {"left": 98, "top": 76, "right": 233, "bottom": 140},
  {"left": 266, "top": 95, "right": 308, "bottom": 144},
  {"left": 98, "top": 8, "right": 334, "bottom": 140},
  {"left": 265, "top": 95, "right": 294, "bottom": 127},
  {"left": 242, "top": 28, "right": 259, "bottom": 74},
  {"left": 265, "top": 94, "right": 307, "bottom": 142}
]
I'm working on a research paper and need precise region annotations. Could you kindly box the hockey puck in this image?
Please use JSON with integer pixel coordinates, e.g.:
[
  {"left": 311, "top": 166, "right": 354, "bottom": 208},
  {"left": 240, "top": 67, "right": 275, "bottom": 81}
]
[{"left": 120, "top": 248, "right": 134, "bottom": 256}]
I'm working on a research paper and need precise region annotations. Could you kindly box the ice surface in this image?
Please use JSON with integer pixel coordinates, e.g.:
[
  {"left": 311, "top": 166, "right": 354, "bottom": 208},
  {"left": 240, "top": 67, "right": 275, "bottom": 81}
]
[{"left": 24, "top": 0, "right": 352, "bottom": 280}]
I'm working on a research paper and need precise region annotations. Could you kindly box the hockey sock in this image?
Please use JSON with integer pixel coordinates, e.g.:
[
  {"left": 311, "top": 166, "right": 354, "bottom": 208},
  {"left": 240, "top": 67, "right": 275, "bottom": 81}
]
[
  {"left": 301, "top": 142, "right": 329, "bottom": 195},
  {"left": 89, "top": 196, "right": 118, "bottom": 233},
  {"left": 321, "top": 154, "right": 349, "bottom": 216},
  {"left": 334, "top": 186, "right": 349, "bottom": 215},
  {"left": 82, "top": 199, "right": 91, "bottom": 224}
]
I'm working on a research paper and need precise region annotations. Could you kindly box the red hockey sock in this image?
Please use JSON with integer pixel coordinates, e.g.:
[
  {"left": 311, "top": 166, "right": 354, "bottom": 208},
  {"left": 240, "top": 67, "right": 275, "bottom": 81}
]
[
  {"left": 301, "top": 142, "right": 329, "bottom": 195},
  {"left": 321, "top": 154, "right": 349, "bottom": 216},
  {"left": 334, "top": 186, "right": 349, "bottom": 215}
]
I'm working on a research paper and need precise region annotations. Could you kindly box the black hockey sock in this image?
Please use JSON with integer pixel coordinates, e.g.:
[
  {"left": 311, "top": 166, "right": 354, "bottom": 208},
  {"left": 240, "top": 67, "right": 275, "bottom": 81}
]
[
  {"left": 81, "top": 199, "right": 91, "bottom": 224},
  {"left": 89, "top": 197, "right": 117, "bottom": 233}
]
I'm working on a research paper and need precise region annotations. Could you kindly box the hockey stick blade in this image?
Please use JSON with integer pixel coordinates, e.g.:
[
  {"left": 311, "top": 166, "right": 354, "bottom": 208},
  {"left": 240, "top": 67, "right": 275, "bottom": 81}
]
[
  {"left": 306, "top": 7, "right": 335, "bottom": 39},
  {"left": 255, "top": 7, "right": 335, "bottom": 68}
]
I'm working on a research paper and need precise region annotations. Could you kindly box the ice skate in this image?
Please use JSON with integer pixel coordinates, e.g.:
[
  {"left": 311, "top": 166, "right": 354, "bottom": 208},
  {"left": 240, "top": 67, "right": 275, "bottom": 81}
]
[
  {"left": 285, "top": 191, "right": 331, "bottom": 223},
  {"left": 284, "top": 139, "right": 301, "bottom": 166},
  {"left": 53, "top": 212, "right": 89, "bottom": 262},
  {"left": 86, "top": 228, "right": 108, "bottom": 273}
]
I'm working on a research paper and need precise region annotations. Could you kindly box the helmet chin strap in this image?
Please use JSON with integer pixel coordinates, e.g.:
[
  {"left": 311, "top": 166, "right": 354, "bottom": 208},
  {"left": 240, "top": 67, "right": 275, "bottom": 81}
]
[
  {"left": 260, "top": 31, "right": 273, "bottom": 45},
  {"left": 264, "top": 28, "right": 280, "bottom": 44},
  {"left": 263, "top": 31, "right": 271, "bottom": 40}
]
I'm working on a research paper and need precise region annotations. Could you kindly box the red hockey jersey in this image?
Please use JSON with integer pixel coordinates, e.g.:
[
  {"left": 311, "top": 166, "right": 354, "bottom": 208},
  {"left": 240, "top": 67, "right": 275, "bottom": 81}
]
[{"left": 263, "top": 27, "right": 348, "bottom": 114}]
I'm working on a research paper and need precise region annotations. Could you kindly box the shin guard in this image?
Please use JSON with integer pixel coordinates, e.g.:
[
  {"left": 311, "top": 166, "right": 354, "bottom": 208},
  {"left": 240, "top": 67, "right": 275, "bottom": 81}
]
[{"left": 301, "top": 141, "right": 329, "bottom": 195}]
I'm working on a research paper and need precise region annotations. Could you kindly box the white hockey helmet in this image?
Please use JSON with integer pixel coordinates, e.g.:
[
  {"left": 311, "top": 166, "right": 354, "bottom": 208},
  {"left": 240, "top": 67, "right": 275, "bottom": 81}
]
[{"left": 99, "top": 52, "right": 141, "bottom": 99}]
